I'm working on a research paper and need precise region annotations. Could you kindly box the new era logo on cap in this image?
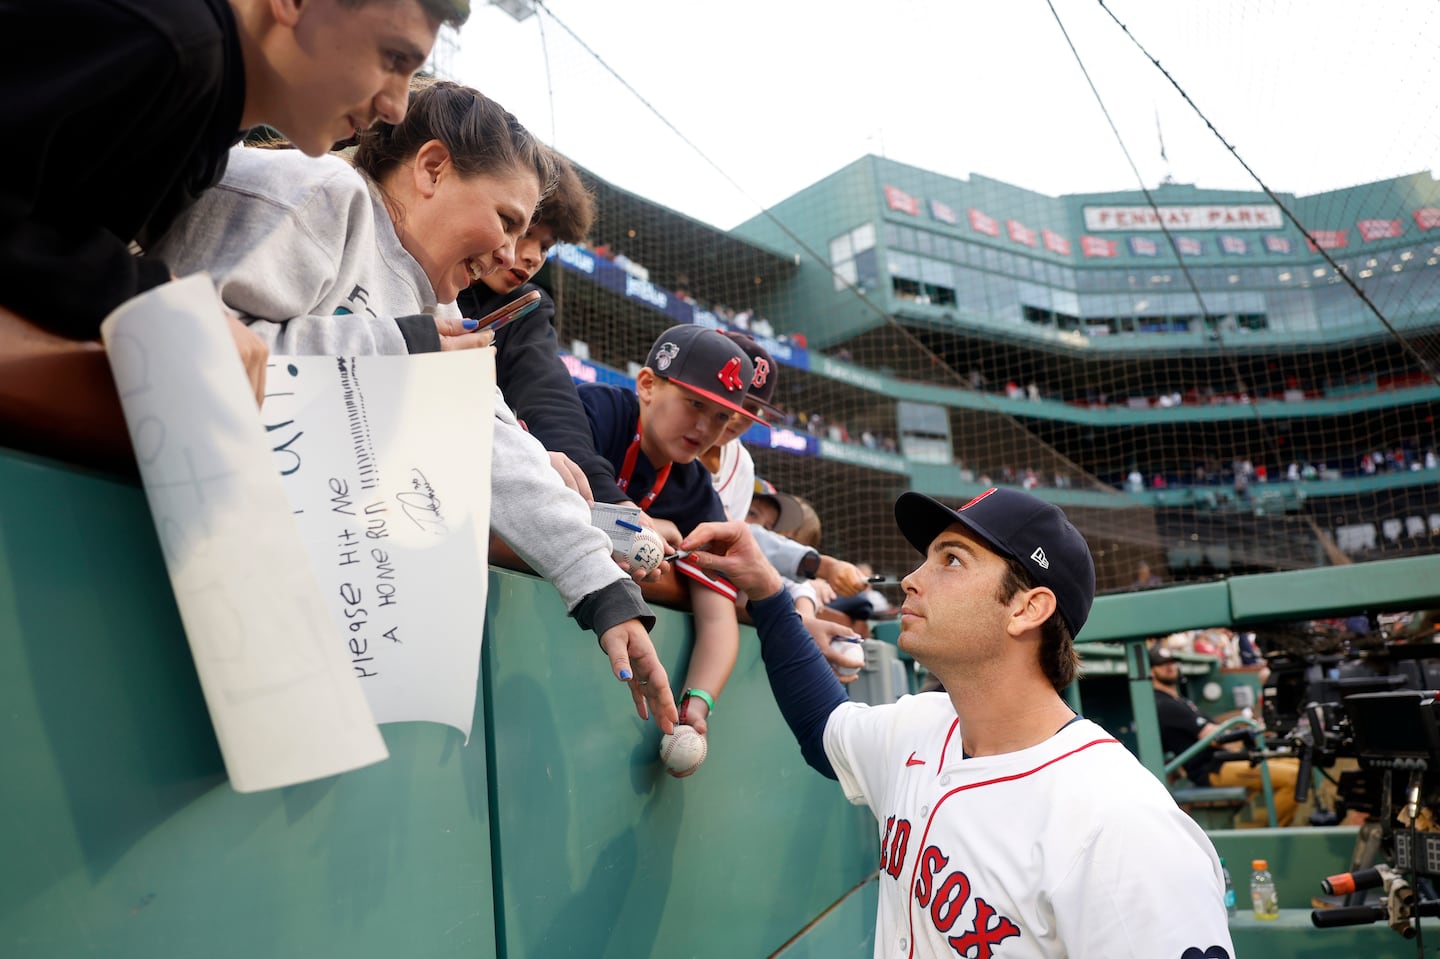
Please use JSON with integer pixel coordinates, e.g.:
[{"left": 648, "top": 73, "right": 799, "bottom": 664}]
[{"left": 893, "top": 487, "right": 1097, "bottom": 637}]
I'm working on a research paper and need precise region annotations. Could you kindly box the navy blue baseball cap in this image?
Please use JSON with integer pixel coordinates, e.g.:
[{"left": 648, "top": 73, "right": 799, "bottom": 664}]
[
  {"left": 893, "top": 487, "right": 1096, "bottom": 637},
  {"left": 646, "top": 325, "right": 765, "bottom": 424}
]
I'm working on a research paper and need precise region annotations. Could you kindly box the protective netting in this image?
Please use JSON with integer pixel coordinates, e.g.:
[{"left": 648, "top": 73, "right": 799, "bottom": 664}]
[{"left": 448, "top": 1, "right": 1440, "bottom": 596}]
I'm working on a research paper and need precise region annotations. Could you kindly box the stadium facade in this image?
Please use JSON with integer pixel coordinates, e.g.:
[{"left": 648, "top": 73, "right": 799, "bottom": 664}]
[{"left": 542, "top": 155, "right": 1440, "bottom": 597}]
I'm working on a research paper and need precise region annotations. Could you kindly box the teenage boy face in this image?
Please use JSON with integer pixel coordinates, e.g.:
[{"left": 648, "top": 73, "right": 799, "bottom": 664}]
[
  {"left": 482, "top": 222, "right": 558, "bottom": 295},
  {"left": 639, "top": 374, "right": 734, "bottom": 465},
  {"left": 264, "top": 0, "right": 441, "bottom": 156},
  {"left": 717, "top": 402, "right": 764, "bottom": 446}
]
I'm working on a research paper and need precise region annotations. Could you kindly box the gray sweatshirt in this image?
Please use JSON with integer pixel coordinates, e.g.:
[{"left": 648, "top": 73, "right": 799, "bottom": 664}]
[{"left": 153, "top": 146, "right": 649, "bottom": 636}]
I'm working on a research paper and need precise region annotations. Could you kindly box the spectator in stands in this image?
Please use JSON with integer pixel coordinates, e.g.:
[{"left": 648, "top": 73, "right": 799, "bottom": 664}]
[
  {"left": 152, "top": 81, "right": 677, "bottom": 731},
  {"left": 454, "top": 150, "right": 613, "bottom": 505},
  {"left": 1, "top": 0, "right": 467, "bottom": 467},
  {"left": 1132, "top": 562, "right": 1163, "bottom": 589},
  {"left": 578, "top": 325, "right": 766, "bottom": 770},
  {"left": 1150, "top": 647, "right": 1299, "bottom": 826}
]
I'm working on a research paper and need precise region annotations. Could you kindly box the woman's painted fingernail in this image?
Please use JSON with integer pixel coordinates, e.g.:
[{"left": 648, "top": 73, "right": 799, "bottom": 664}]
[
  {"left": 462, "top": 318, "right": 480, "bottom": 331},
  {"left": 619, "top": 668, "right": 633, "bottom": 680}
]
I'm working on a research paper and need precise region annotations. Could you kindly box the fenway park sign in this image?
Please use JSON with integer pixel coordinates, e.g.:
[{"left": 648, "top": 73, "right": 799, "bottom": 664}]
[{"left": 1083, "top": 204, "right": 1283, "bottom": 231}]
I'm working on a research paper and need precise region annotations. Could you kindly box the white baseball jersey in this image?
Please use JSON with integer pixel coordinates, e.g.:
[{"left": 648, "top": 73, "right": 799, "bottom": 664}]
[{"left": 825, "top": 692, "right": 1235, "bottom": 959}]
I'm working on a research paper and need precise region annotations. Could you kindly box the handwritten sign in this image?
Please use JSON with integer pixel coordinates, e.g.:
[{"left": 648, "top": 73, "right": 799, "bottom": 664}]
[
  {"left": 100, "top": 274, "right": 389, "bottom": 792},
  {"left": 263, "top": 351, "right": 495, "bottom": 739}
]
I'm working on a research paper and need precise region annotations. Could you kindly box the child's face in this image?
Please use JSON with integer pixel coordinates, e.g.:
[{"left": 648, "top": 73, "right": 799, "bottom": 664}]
[
  {"left": 746, "top": 498, "right": 780, "bottom": 532},
  {"left": 639, "top": 376, "right": 734, "bottom": 465},
  {"left": 716, "top": 403, "right": 762, "bottom": 446},
  {"left": 482, "top": 223, "right": 558, "bottom": 295},
  {"left": 266, "top": 0, "right": 441, "bottom": 157}
]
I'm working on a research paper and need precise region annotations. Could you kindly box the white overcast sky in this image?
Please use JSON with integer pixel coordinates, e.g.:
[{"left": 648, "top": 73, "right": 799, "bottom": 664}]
[{"left": 450, "top": 0, "right": 1439, "bottom": 230}]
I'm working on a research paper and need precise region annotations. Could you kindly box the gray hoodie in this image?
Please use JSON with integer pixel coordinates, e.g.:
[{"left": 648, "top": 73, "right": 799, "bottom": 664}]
[{"left": 153, "top": 146, "right": 648, "bottom": 636}]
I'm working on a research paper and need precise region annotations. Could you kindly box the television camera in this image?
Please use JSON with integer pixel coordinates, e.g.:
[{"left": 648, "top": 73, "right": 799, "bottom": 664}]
[{"left": 1261, "top": 638, "right": 1440, "bottom": 938}]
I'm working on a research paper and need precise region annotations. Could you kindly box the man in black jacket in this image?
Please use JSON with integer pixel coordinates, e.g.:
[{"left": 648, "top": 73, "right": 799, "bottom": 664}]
[{"left": 1, "top": 0, "right": 467, "bottom": 463}]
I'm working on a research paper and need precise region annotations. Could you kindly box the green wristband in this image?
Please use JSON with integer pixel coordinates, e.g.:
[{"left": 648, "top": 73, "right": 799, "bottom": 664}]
[{"left": 683, "top": 688, "right": 716, "bottom": 715}]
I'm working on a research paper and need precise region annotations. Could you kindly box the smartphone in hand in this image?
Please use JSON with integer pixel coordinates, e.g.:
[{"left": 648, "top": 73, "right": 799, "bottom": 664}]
[{"left": 473, "top": 289, "right": 543, "bottom": 334}]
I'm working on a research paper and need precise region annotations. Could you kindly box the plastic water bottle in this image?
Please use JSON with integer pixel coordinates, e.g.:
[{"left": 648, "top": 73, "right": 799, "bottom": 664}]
[
  {"left": 1221, "top": 858, "right": 1238, "bottom": 917},
  {"left": 1250, "top": 859, "right": 1279, "bottom": 919}
]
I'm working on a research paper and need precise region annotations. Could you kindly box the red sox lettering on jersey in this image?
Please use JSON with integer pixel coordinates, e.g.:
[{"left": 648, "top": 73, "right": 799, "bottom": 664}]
[{"left": 879, "top": 814, "right": 1020, "bottom": 958}]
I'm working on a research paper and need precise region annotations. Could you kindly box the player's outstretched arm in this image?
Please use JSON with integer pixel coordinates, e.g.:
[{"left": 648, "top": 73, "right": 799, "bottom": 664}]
[
  {"left": 598, "top": 619, "right": 678, "bottom": 734},
  {"left": 682, "top": 521, "right": 846, "bottom": 778}
]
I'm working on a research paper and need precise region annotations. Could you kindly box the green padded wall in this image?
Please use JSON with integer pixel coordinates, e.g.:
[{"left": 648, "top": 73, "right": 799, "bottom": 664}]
[
  {"left": 0, "top": 451, "right": 499, "bottom": 958},
  {"left": 482, "top": 572, "right": 876, "bottom": 958},
  {"left": 0, "top": 449, "right": 878, "bottom": 958}
]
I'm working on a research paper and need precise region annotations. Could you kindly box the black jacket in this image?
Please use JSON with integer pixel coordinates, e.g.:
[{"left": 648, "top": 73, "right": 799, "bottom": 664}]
[
  {"left": 458, "top": 282, "right": 625, "bottom": 502},
  {"left": 1, "top": 0, "right": 245, "bottom": 337}
]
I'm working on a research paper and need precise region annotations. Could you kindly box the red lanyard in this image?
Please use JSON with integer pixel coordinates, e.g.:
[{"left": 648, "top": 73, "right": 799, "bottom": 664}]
[{"left": 616, "top": 423, "right": 671, "bottom": 510}]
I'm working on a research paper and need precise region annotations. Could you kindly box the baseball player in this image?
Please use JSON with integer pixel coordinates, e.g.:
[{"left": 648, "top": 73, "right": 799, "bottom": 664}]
[{"left": 681, "top": 487, "right": 1235, "bottom": 958}]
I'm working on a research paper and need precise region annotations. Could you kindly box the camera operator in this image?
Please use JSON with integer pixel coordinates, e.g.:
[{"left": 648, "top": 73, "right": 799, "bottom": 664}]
[{"left": 1151, "top": 646, "right": 1301, "bottom": 826}]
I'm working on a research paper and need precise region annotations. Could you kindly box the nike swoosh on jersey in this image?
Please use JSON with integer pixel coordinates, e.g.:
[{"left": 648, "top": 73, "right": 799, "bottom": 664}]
[{"left": 905, "top": 752, "right": 925, "bottom": 767}]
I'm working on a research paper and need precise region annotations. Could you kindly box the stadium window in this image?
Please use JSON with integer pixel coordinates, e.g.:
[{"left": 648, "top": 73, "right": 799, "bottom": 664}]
[
  {"left": 892, "top": 277, "right": 923, "bottom": 301},
  {"left": 830, "top": 224, "right": 880, "bottom": 292},
  {"left": 1237, "top": 313, "right": 1268, "bottom": 331},
  {"left": 854, "top": 248, "right": 878, "bottom": 291},
  {"left": 916, "top": 231, "right": 934, "bottom": 256},
  {"left": 925, "top": 284, "right": 957, "bottom": 307},
  {"left": 1023, "top": 305, "right": 1055, "bottom": 326}
]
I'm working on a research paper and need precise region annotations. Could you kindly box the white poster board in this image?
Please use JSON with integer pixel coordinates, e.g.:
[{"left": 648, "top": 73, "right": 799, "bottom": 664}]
[
  {"left": 101, "top": 275, "right": 389, "bottom": 792},
  {"left": 101, "top": 274, "right": 498, "bottom": 790},
  {"left": 262, "top": 351, "right": 494, "bottom": 737}
]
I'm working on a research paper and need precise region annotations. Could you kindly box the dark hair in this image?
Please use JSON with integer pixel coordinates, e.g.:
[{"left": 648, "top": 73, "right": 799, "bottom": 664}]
[
  {"left": 996, "top": 555, "right": 1080, "bottom": 693},
  {"left": 353, "top": 80, "right": 556, "bottom": 202},
  {"left": 535, "top": 151, "right": 596, "bottom": 243},
  {"left": 340, "top": 0, "right": 470, "bottom": 29}
]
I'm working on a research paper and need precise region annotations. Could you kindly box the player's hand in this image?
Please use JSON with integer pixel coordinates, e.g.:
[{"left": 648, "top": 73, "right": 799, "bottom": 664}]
[
  {"left": 548, "top": 451, "right": 594, "bottom": 505},
  {"left": 679, "top": 520, "right": 784, "bottom": 599},
  {"left": 802, "top": 614, "right": 863, "bottom": 685},
  {"left": 436, "top": 314, "right": 496, "bottom": 351},
  {"left": 226, "top": 312, "right": 268, "bottom": 406},
  {"left": 818, "top": 555, "right": 867, "bottom": 596},
  {"left": 599, "top": 619, "right": 677, "bottom": 733}
]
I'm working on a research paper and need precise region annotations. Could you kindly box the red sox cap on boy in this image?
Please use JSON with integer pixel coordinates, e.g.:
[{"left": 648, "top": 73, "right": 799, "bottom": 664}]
[{"left": 645, "top": 325, "right": 766, "bottom": 424}]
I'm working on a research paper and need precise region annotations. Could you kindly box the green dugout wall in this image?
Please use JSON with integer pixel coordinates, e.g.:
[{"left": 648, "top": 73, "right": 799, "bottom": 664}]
[
  {"left": 0, "top": 449, "right": 873, "bottom": 958},
  {"left": 1, "top": 448, "right": 1428, "bottom": 957}
]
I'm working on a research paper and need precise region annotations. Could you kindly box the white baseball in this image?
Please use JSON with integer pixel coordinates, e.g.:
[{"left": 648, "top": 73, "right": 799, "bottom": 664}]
[
  {"left": 830, "top": 638, "right": 866, "bottom": 677},
  {"left": 659, "top": 725, "right": 707, "bottom": 775},
  {"left": 626, "top": 527, "right": 665, "bottom": 572}
]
